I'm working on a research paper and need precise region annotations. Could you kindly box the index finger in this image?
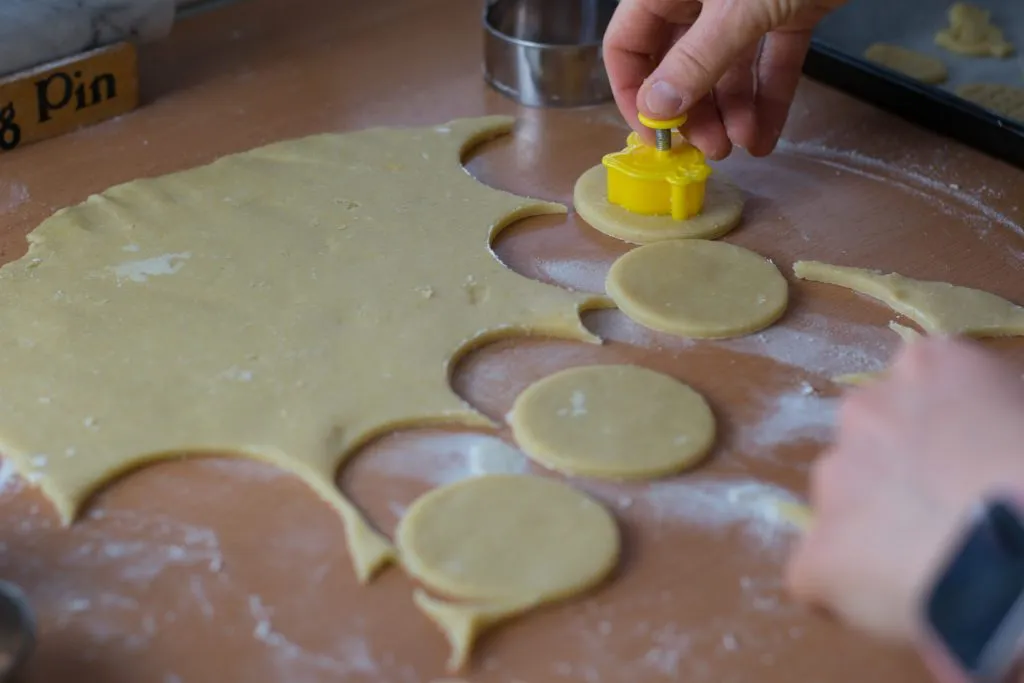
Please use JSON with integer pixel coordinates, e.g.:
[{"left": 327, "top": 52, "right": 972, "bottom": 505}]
[{"left": 603, "top": 0, "right": 669, "bottom": 143}]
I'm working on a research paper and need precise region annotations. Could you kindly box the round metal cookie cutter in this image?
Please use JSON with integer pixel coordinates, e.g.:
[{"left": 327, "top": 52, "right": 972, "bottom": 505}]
[
  {"left": 0, "top": 580, "right": 34, "bottom": 682},
  {"left": 483, "top": 0, "right": 617, "bottom": 108}
]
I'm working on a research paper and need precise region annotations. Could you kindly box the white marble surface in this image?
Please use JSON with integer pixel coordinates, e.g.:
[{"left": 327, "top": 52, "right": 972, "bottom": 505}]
[{"left": 0, "top": 0, "right": 176, "bottom": 77}]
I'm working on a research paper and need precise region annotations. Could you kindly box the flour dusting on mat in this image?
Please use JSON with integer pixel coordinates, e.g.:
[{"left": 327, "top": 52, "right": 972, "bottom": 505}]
[
  {"left": 3, "top": 500, "right": 390, "bottom": 679},
  {"left": 640, "top": 477, "right": 804, "bottom": 548},
  {"left": 364, "top": 432, "right": 530, "bottom": 487},
  {"left": 588, "top": 309, "right": 699, "bottom": 350},
  {"left": 740, "top": 387, "right": 838, "bottom": 452},
  {"left": 536, "top": 257, "right": 610, "bottom": 294},
  {"left": 778, "top": 139, "right": 1024, "bottom": 242},
  {"left": 721, "top": 313, "right": 887, "bottom": 376},
  {"left": 0, "top": 459, "right": 22, "bottom": 495},
  {"left": 0, "top": 183, "right": 29, "bottom": 214},
  {"left": 248, "top": 594, "right": 379, "bottom": 677}
]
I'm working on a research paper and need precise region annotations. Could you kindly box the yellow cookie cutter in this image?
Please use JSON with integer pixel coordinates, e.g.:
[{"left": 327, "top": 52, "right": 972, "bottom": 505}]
[{"left": 602, "top": 113, "right": 711, "bottom": 221}]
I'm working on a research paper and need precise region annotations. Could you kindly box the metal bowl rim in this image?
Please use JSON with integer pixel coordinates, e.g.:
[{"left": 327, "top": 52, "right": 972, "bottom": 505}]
[{"left": 482, "top": 5, "right": 606, "bottom": 50}]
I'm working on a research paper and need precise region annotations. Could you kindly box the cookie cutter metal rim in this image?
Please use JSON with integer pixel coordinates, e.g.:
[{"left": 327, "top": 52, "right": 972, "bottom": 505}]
[
  {"left": 0, "top": 580, "right": 34, "bottom": 682},
  {"left": 482, "top": 0, "right": 615, "bottom": 108}
]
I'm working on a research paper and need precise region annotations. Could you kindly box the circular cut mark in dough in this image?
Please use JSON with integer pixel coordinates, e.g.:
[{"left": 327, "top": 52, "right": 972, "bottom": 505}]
[
  {"left": 509, "top": 364, "right": 716, "bottom": 480},
  {"left": 606, "top": 239, "right": 788, "bottom": 338},
  {"left": 396, "top": 474, "right": 619, "bottom": 603},
  {"left": 573, "top": 163, "right": 744, "bottom": 244}
]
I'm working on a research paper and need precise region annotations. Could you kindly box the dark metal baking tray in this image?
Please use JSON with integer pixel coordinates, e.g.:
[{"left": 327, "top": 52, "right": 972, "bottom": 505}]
[{"left": 802, "top": 0, "right": 1024, "bottom": 168}]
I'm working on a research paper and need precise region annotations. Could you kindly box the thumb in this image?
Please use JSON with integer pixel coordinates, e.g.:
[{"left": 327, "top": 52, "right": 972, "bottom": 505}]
[{"left": 637, "top": 3, "right": 770, "bottom": 118}]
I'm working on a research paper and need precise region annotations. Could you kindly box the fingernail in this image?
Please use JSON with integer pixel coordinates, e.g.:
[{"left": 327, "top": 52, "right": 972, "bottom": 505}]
[{"left": 644, "top": 80, "right": 684, "bottom": 117}]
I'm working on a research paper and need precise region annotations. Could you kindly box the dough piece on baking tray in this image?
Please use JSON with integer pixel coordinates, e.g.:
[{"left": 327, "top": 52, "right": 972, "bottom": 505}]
[
  {"left": 508, "top": 364, "right": 715, "bottom": 480},
  {"left": 863, "top": 43, "right": 948, "bottom": 84},
  {"left": 956, "top": 83, "right": 1024, "bottom": 122},
  {"left": 935, "top": 2, "right": 1014, "bottom": 58}
]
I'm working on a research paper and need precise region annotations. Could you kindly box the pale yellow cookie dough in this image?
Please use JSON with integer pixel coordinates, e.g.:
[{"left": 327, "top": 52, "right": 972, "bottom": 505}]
[
  {"left": 890, "top": 321, "right": 922, "bottom": 342},
  {"left": 957, "top": 83, "right": 1024, "bottom": 122},
  {"left": 607, "top": 240, "right": 788, "bottom": 338},
  {"left": 832, "top": 372, "right": 882, "bottom": 387},
  {"left": 573, "top": 163, "right": 744, "bottom": 244},
  {"left": 831, "top": 322, "right": 921, "bottom": 386},
  {"left": 0, "top": 116, "right": 607, "bottom": 583},
  {"left": 935, "top": 2, "right": 1014, "bottom": 57},
  {"left": 396, "top": 474, "right": 619, "bottom": 669},
  {"left": 794, "top": 261, "right": 1024, "bottom": 337},
  {"left": 508, "top": 364, "right": 715, "bottom": 480},
  {"left": 778, "top": 500, "right": 814, "bottom": 531},
  {"left": 863, "top": 43, "right": 948, "bottom": 83}
]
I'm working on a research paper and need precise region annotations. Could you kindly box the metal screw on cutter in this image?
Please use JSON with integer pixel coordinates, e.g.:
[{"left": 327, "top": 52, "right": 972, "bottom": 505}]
[
  {"left": 638, "top": 113, "right": 688, "bottom": 152},
  {"left": 655, "top": 128, "right": 671, "bottom": 151}
]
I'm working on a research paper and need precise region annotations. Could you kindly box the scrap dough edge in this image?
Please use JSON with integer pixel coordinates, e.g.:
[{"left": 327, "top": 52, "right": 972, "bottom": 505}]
[{"left": 791, "top": 260, "right": 1024, "bottom": 338}]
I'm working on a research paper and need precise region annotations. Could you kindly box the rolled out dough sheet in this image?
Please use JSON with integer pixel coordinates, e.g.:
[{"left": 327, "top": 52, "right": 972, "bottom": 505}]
[
  {"left": 0, "top": 116, "right": 608, "bottom": 583},
  {"left": 607, "top": 240, "right": 789, "bottom": 339},
  {"left": 396, "top": 474, "right": 619, "bottom": 670},
  {"left": 793, "top": 261, "right": 1024, "bottom": 337},
  {"left": 508, "top": 364, "right": 715, "bottom": 480},
  {"left": 573, "top": 164, "right": 744, "bottom": 244}
]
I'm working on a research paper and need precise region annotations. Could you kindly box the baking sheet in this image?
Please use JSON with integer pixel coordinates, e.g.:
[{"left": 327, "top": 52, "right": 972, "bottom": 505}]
[{"left": 815, "top": 0, "right": 1024, "bottom": 104}]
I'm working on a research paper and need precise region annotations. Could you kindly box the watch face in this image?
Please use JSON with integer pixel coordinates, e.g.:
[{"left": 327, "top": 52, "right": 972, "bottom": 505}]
[{"left": 926, "top": 499, "right": 1024, "bottom": 680}]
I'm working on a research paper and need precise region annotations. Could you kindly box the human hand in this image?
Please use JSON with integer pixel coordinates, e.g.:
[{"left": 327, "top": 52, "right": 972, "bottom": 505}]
[
  {"left": 603, "top": 0, "right": 847, "bottom": 159},
  {"left": 786, "top": 337, "right": 1024, "bottom": 642}
]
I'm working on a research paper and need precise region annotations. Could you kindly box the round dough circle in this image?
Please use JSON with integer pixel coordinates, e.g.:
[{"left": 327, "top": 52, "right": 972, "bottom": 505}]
[
  {"left": 396, "top": 474, "right": 619, "bottom": 602},
  {"left": 509, "top": 364, "right": 716, "bottom": 480},
  {"left": 606, "top": 239, "right": 788, "bottom": 338},
  {"left": 573, "top": 163, "right": 744, "bottom": 244}
]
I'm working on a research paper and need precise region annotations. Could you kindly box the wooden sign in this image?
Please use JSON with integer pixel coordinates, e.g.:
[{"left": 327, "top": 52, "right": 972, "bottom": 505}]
[{"left": 0, "top": 42, "right": 139, "bottom": 154}]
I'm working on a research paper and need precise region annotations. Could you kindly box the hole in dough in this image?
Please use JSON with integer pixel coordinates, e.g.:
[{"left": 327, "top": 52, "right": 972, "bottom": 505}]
[
  {"left": 606, "top": 240, "right": 789, "bottom": 339},
  {"left": 572, "top": 164, "right": 744, "bottom": 244},
  {"left": 508, "top": 364, "right": 715, "bottom": 480}
]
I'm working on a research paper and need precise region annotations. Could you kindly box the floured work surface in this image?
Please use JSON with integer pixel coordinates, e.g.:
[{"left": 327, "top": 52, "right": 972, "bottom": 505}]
[{"left": 0, "top": 0, "right": 1023, "bottom": 681}]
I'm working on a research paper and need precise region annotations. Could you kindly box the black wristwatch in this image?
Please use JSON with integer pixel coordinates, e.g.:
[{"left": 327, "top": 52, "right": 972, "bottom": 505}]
[{"left": 922, "top": 498, "right": 1024, "bottom": 683}]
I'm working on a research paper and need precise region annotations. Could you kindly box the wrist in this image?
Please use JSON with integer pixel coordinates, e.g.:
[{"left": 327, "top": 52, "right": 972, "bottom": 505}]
[{"left": 915, "top": 497, "right": 1024, "bottom": 683}]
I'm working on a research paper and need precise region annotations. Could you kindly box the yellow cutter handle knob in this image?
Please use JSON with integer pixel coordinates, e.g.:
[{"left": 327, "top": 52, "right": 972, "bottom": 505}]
[
  {"left": 637, "top": 113, "right": 688, "bottom": 130},
  {"left": 637, "top": 113, "right": 688, "bottom": 152}
]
